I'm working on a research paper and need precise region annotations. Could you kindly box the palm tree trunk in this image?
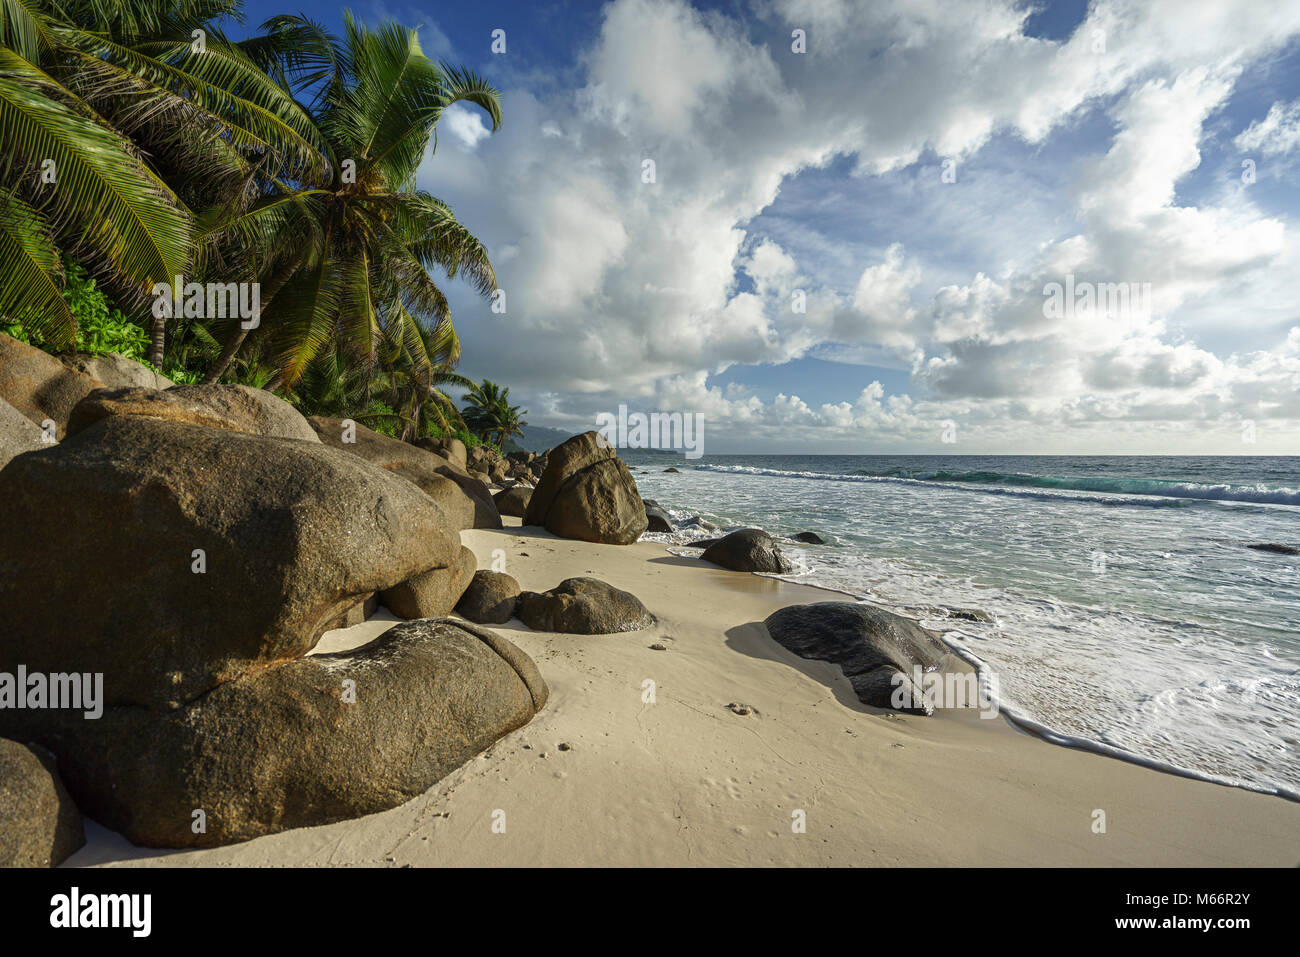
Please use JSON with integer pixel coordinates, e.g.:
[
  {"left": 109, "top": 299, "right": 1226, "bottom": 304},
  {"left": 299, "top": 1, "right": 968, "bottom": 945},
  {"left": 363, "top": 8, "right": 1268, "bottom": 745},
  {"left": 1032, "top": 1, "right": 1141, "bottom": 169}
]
[
  {"left": 201, "top": 325, "right": 252, "bottom": 385},
  {"left": 203, "top": 268, "right": 296, "bottom": 384},
  {"left": 149, "top": 313, "right": 166, "bottom": 369}
]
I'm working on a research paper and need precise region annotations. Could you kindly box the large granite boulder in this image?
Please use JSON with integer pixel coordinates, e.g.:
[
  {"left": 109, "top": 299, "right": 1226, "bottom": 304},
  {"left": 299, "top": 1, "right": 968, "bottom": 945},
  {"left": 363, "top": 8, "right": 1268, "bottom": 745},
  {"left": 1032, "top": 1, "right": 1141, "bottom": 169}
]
[
  {"left": 493, "top": 484, "right": 531, "bottom": 518},
  {"left": 414, "top": 435, "right": 468, "bottom": 471},
  {"left": 310, "top": 417, "right": 501, "bottom": 530},
  {"left": 523, "top": 432, "right": 648, "bottom": 544},
  {"left": 517, "top": 577, "right": 654, "bottom": 634},
  {"left": 67, "top": 384, "right": 319, "bottom": 443},
  {"left": 381, "top": 545, "right": 477, "bottom": 619},
  {"left": 0, "top": 415, "right": 461, "bottom": 712},
  {"left": 60, "top": 353, "right": 172, "bottom": 391},
  {"left": 456, "top": 570, "right": 521, "bottom": 624},
  {"left": 763, "top": 602, "right": 954, "bottom": 714},
  {"left": 0, "top": 334, "right": 102, "bottom": 436},
  {"left": 5, "top": 620, "right": 548, "bottom": 848},
  {"left": 0, "top": 739, "right": 85, "bottom": 867},
  {"left": 0, "top": 396, "right": 45, "bottom": 469},
  {"left": 701, "top": 528, "right": 792, "bottom": 573}
]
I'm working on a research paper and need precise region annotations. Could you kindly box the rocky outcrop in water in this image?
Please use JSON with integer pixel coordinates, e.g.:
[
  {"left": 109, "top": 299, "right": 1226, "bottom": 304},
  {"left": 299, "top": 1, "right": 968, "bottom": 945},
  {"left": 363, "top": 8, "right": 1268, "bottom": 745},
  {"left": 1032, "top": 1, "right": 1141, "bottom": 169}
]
[
  {"left": 701, "top": 528, "right": 792, "bottom": 573},
  {"left": 764, "top": 602, "right": 954, "bottom": 714}
]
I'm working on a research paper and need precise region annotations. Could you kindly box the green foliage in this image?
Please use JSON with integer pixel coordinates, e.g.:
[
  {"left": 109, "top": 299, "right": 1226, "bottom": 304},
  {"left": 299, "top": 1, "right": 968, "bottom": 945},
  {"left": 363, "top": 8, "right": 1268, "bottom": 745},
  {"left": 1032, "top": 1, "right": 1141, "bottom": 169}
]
[
  {"left": 462, "top": 379, "right": 527, "bottom": 448},
  {"left": 1, "top": 4, "right": 501, "bottom": 422},
  {"left": 162, "top": 365, "right": 204, "bottom": 385},
  {"left": 355, "top": 401, "right": 399, "bottom": 438},
  {"left": 2, "top": 260, "right": 149, "bottom": 360},
  {"left": 422, "top": 422, "right": 496, "bottom": 452}
]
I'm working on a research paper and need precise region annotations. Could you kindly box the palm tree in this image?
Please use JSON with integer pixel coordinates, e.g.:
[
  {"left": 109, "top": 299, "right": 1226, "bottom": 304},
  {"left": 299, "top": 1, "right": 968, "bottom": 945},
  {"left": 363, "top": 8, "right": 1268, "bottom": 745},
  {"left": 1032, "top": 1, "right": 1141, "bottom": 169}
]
[
  {"left": 0, "top": 0, "right": 324, "bottom": 354},
  {"left": 462, "top": 378, "right": 526, "bottom": 448},
  {"left": 224, "top": 12, "right": 501, "bottom": 396}
]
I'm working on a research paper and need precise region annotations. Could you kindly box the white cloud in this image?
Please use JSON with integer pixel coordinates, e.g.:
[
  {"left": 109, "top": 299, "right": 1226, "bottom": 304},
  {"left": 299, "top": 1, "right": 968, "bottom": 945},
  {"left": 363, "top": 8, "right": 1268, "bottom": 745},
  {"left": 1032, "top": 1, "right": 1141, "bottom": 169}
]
[
  {"left": 440, "top": 104, "right": 492, "bottom": 149},
  {"left": 1235, "top": 98, "right": 1300, "bottom": 156},
  {"left": 421, "top": 0, "right": 1300, "bottom": 451}
]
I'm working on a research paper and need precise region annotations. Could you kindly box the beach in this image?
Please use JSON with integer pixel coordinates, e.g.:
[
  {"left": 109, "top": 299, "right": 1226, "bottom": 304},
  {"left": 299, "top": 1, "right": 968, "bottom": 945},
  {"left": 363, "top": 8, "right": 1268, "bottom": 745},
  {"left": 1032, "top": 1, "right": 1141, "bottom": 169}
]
[{"left": 65, "top": 517, "right": 1300, "bottom": 868}]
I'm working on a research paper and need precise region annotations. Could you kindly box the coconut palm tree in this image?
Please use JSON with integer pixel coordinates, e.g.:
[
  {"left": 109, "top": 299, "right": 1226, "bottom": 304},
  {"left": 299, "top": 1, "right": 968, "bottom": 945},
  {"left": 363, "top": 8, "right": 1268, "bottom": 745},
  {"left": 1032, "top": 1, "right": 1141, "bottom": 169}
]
[
  {"left": 462, "top": 378, "right": 526, "bottom": 448},
  {"left": 0, "top": 0, "right": 324, "bottom": 354},
  {"left": 227, "top": 12, "right": 501, "bottom": 395}
]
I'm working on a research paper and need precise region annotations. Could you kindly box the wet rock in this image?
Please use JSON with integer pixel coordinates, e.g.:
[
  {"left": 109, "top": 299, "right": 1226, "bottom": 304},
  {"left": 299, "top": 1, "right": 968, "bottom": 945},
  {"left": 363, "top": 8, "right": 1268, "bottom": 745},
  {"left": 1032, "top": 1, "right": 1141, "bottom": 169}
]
[
  {"left": 763, "top": 602, "right": 954, "bottom": 714},
  {"left": 791, "top": 531, "right": 825, "bottom": 545},
  {"left": 701, "top": 528, "right": 792, "bottom": 573}
]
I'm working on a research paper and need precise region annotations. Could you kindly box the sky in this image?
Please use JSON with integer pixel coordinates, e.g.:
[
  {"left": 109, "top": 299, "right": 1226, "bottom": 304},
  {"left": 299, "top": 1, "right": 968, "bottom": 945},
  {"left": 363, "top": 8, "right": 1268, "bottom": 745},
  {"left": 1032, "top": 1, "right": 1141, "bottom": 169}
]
[{"left": 237, "top": 0, "right": 1300, "bottom": 454}]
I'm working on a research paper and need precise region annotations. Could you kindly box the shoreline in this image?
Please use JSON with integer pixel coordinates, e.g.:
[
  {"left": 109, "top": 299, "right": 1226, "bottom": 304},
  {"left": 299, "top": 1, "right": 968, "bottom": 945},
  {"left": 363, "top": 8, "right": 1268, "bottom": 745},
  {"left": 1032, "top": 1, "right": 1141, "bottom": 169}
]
[
  {"left": 65, "top": 517, "right": 1300, "bottom": 867},
  {"left": 637, "top": 469, "right": 1300, "bottom": 804}
]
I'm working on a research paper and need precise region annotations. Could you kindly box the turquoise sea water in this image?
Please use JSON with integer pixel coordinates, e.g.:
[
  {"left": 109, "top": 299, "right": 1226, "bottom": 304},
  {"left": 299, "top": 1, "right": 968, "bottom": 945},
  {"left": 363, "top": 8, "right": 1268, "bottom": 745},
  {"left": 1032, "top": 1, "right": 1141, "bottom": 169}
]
[{"left": 622, "top": 453, "right": 1300, "bottom": 797}]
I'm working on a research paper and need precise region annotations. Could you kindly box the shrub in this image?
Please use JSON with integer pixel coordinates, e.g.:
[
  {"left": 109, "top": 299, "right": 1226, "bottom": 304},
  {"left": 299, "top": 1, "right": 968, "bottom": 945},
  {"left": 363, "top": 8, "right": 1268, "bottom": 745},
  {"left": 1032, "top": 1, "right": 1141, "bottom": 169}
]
[{"left": 3, "top": 262, "right": 149, "bottom": 361}]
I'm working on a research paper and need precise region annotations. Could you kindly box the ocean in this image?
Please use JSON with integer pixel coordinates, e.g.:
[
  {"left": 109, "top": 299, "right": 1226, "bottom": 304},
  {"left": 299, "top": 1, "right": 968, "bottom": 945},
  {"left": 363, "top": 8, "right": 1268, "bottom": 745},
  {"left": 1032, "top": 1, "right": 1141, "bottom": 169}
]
[{"left": 620, "top": 452, "right": 1300, "bottom": 799}]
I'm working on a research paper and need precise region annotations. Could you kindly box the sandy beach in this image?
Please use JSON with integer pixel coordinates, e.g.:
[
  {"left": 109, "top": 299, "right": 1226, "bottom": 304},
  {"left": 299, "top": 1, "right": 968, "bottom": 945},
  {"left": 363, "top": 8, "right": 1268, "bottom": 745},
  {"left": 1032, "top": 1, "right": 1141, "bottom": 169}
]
[{"left": 63, "top": 517, "right": 1300, "bottom": 869}]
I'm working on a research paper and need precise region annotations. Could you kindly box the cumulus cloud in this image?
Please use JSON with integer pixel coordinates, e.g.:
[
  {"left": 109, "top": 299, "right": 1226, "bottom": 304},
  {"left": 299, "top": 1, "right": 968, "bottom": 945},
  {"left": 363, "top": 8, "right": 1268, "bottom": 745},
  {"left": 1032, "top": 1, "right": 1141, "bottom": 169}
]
[
  {"left": 1235, "top": 98, "right": 1300, "bottom": 156},
  {"left": 420, "top": 0, "right": 1300, "bottom": 451}
]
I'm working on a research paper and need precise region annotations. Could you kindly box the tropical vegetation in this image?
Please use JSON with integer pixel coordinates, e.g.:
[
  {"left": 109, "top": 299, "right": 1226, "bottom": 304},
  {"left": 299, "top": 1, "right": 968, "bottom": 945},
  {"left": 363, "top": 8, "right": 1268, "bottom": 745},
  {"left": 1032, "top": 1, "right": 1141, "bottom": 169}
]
[
  {"left": 461, "top": 378, "right": 526, "bottom": 448},
  {"left": 0, "top": 0, "right": 503, "bottom": 439}
]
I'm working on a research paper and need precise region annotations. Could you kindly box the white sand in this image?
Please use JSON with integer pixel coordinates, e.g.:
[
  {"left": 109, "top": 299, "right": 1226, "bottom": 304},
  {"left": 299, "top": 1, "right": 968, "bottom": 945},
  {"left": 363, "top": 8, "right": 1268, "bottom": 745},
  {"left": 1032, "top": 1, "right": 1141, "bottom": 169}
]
[{"left": 67, "top": 519, "right": 1300, "bottom": 867}]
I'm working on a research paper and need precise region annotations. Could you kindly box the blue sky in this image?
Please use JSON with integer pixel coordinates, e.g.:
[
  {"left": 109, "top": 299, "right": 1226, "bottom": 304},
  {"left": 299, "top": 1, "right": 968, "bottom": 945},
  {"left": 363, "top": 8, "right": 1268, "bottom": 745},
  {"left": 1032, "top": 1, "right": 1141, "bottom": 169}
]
[{"left": 231, "top": 1, "right": 1300, "bottom": 453}]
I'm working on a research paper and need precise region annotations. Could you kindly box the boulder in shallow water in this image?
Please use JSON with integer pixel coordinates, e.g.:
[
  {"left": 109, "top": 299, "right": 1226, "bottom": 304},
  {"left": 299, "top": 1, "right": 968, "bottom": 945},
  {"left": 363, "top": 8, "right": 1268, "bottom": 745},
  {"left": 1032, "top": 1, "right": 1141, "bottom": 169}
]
[
  {"left": 4, "top": 619, "right": 547, "bottom": 848},
  {"left": 518, "top": 577, "right": 654, "bottom": 634},
  {"left": 1246, "top": 542, "right": 1300, "bottom": 556},
  {"left": 0, "top": 739, "right": 85, "bottom": 867},
  {"left": 763, "top": 602, "right": 954, "bottom": 714},
  {"left": 456, "top": 570, "right": 522, "bottom": 624},
  {"left": 701, "top": 528, "right": 792, "bottom": 573},
  {"left": 791, "top": 531, "right": 825, "bottom": 545},
  {"left": 644, "top": 500, "right": 673, "bottom": 533},
  {"left": 524, "top": 431, "right": 647, "bottom": 544}
]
